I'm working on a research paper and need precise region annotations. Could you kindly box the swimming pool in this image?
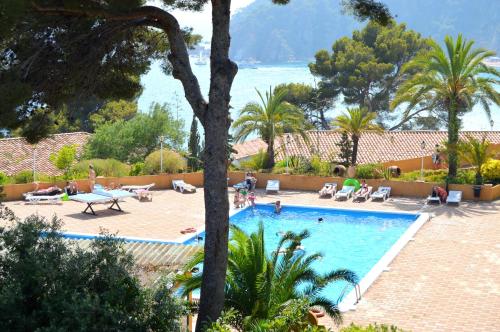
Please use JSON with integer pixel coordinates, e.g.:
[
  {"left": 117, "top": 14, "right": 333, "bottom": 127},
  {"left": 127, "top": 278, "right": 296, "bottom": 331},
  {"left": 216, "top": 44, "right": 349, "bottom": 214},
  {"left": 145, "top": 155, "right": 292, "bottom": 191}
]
[{"left": 184, "top": 204, "right": 428, "bottom": 310}]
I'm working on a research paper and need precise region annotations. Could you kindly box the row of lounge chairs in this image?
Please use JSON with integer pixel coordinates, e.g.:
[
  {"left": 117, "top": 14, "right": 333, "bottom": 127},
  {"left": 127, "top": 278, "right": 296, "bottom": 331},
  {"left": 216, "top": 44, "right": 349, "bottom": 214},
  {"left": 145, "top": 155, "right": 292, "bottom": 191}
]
[
  {"left": 319, "top": 182, "right": 462, "bottom": 205},
  {"left": 320, "top": 183, "right": 391, "bottom": 202},
  {"left": 23, "top": 179, "right": 198, "bottom": 214}
]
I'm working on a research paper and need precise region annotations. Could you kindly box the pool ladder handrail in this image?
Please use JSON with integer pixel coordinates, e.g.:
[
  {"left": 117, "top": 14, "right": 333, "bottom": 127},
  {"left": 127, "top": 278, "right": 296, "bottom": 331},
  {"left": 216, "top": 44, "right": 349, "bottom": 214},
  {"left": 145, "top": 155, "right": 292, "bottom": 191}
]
[
  {"left": 354, "top": 283, "right": 361, "bottom": 304},
  {"left": 338, "top": 282, "right": 362, "bottom": 305}
]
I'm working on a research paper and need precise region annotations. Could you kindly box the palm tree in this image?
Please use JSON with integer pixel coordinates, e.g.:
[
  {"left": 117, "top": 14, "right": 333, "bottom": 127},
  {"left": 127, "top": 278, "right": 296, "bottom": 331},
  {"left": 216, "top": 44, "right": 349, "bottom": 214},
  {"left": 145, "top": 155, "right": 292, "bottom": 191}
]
[
  {"left": 331, "top": 107, "right": 380, "bottom": 165},
  {"left": 457, "top": 136, "right": 494, "bottom": 185},
  {"left": 178, "top": 224, "right": 357, "bottom": 329},
  {"left": 232, "top": 87, "right": 307, "bottom": 169},
  {"left": 392, "top": 34, "right": 500, "bottom": 181}
]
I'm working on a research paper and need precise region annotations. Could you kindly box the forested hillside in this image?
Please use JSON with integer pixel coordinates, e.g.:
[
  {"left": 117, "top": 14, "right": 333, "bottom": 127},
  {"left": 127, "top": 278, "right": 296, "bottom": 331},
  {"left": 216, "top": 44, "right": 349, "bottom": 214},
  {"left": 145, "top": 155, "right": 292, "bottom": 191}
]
[{"left": 230, "top": 0, "right": 500, "bottom": 63}]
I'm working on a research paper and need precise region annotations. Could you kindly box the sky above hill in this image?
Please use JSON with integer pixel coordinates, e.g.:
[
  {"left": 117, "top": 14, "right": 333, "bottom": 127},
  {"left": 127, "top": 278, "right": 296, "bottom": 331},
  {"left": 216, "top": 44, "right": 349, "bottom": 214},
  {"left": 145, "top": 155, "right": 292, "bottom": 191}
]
[{"left": 156, "top": 0, "right": 255, "bottom": 41}]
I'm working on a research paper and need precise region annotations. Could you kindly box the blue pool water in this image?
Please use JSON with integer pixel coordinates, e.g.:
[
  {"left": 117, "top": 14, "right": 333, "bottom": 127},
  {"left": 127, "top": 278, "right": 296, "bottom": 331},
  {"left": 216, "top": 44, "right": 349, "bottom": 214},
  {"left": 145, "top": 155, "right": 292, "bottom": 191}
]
[{"left": 185, "top": 204, "right": 418, "bottom": 301}]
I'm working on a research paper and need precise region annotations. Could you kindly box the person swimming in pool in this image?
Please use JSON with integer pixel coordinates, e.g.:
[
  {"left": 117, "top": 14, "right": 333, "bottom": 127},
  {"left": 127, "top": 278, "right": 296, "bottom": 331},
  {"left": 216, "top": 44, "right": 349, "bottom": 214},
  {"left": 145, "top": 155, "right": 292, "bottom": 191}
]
[
  {"left": 317, "top": 217, "right": 324, "bottom": 223},
  {"left": 274, "top": 200, "right": 282, "bottom": 214}
]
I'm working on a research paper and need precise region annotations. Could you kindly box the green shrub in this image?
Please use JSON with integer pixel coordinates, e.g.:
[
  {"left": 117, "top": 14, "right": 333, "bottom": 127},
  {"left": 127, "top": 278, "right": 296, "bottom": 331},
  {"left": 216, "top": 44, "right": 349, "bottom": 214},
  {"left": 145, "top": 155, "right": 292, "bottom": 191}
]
[
  {"left": 341, "top": 323, "right": 408, "bottom": 332},
  {"left": 398, "top": 169, "right": 476, "bottom": 184},
  {"left": 144, "top": 149, "right": 186, "bottom": 174},
  {"left": 481, "top": 159, "right": 500, "bottom": 184},
  {"left": 273, "top": 155, "right": 331, "bottom": 176},
  {"left": 452, "top": 170, "right": 476, "bottom": 184},
  {"left": 129, "top": 162, "right": 145, "bottom": 176},
  {"left": 0, "top": 207, "right": 188, "bottom": 331},
  {"left": 0, "top": 172, "right": 8, "bottom": 185},
  {"left": 49, "top": 144, "right": 78, "bottom": 180},
  {"left": 356, "top": 163, "right": 383, "bottom": 179},
  {"left": 310, "top": 155, "right": 331, "bottom": 176},
  {"left": 73, "top": 159, "right": 130, "bottom": 178},
  {"left": 13, "top": 170, "right": 34, "bottom": 184}
]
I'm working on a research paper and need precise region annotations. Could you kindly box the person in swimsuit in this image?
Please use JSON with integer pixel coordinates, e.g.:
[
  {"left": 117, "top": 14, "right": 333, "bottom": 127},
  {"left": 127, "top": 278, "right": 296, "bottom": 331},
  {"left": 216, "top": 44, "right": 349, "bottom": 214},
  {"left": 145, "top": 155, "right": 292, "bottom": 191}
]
[
  {"left": 248, "top": 191, "right": 256, "bottom": 207},
  {"left": 88, "top": 164, "right": 96, "bottom": 192},
  {"left": 64, "top": 181, "right": 78, "bottom": 196},
  {"left": 274, "top": 200, "right": 282, "bottom": 214}
]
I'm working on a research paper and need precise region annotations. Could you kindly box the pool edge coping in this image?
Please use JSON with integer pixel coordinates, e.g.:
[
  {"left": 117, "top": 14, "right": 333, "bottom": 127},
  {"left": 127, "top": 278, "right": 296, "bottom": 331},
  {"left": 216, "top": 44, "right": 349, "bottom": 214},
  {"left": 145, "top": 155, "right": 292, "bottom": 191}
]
[{"left": 56, "top": 202, "right": 429, "bottom": 313}]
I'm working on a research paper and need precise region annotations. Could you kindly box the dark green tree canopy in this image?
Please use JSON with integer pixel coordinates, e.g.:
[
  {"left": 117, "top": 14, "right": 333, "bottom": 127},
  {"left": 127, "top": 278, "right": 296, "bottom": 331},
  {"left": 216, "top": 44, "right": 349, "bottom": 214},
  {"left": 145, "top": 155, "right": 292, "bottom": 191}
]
[
  {"left": 309, "top": 20, "right": 429, "bottom": 127},
  {"left": 0, "top": 0, "right": 199, "bottom": 142},
  {"left": 274, "top": 83, "right": 334, "bottom": 129},
  {"left": 85, "top": 103, "right": 185, "bottom": 163}
]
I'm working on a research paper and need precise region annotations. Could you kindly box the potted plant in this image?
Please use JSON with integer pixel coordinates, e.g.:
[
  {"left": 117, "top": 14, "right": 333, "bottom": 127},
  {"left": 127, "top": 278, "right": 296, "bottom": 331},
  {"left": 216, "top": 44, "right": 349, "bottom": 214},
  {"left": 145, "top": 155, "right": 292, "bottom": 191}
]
[{"left": 457, "top": 136, "right": 493, "bottom": 199}]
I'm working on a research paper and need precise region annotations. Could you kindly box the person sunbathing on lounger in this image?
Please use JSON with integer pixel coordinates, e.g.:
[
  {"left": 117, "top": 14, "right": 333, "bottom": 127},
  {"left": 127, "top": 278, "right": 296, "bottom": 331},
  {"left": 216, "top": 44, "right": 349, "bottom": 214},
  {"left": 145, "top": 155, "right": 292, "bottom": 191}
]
[
  {"left": 359, "top": 180, "right": 369, "bottom": 195},
  {"left": 29, "top": 186, "right": 62, "bottom": 196},
  {"left": 319, "top": 184, "right": 335, "bottom": 197},
  {"left": 65, "top": 181, "right": 78, "bottom": 196}
]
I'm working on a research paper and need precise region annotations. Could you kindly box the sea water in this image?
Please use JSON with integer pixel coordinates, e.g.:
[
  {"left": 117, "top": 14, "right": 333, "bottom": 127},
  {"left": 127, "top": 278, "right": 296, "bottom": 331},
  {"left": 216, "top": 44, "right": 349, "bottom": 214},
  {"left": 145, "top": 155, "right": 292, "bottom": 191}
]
[{"left": 139, "top": 61, "right": 500, "bottom": 133}]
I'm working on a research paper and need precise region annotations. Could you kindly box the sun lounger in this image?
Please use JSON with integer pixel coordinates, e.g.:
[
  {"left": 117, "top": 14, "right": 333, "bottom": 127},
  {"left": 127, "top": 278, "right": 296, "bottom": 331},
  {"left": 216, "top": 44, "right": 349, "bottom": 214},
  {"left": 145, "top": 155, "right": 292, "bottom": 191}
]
[
  {"left": 446, "top": 190, "right": 462, "bottom": 205},
  {"left": 266, "top": 180, "right": 280, "bottom": 193},
  {"left": 121, "top": 183, "right": 155, "bottom": 192},
  {"left": 69, "top": 189, "right": 135, "bottom": 215},
  {"left": 25, "top": 193, "right": 65, "bottom": 204},
  {"left": 172, "top": 180, "right": 196, "bottom": 193},
  {"left": 371, "top": 186, "right": 391, "bottom": 201},
  {"left": 334, "top": 186, "right": 355, "bottom": 200},
  {"left": 426, "top": 195, "right": 441, "bottom": 204},
  {"left": 319, "top": 183, "right": 337, "bottom": 198},
  {"left": 353, "top": 186, "right": 373, "bottom": 201}
]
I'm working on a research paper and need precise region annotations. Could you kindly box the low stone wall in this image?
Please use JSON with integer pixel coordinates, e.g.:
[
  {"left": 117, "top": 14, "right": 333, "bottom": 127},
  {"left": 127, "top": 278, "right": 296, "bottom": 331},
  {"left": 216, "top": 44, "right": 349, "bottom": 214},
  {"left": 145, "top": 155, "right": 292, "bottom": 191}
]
[
  {"left": 1, "top": 173, "right": 204, "bottom": 201},
  {"left": 228, "top": 171, "right": 499, "bottom": 201},
  {"left": 2, "top": 171, "right": 498, "bottom": 201}
]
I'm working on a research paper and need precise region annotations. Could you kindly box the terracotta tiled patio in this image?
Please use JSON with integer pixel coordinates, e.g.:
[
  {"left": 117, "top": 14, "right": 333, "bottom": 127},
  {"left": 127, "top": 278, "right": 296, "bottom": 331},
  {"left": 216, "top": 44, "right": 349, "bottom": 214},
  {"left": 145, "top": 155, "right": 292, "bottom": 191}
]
[{"left": 2, "top": 188, "right": 499, "bottom": 331}]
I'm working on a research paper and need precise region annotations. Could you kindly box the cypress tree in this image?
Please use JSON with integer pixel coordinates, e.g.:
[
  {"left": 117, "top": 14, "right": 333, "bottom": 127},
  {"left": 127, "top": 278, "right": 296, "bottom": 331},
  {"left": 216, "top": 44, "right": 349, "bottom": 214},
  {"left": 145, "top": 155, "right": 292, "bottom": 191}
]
[
  {"left": 188, "top": 116, "right": 201, "bottom": 171},
  {"left": 337, "top": 132, "right": 353, "bottom": 167}
]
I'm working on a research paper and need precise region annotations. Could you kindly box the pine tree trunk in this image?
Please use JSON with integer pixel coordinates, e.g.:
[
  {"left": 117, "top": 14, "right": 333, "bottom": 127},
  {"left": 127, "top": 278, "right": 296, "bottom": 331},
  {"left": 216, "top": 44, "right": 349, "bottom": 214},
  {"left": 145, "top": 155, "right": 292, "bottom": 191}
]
[
  {"left": 196, "top": 1, "right": 237, "bottom": 329},
  {"left": 319, "top": 109, "right": 330, "bottom": 130},
  {"left": 351, "top": 135, "right": 359, "bottom": 165},
  {"left": 447, "top": 104, "right": 459, "bottom": 180},
  {"left": 197, "top": 111, "right": 230, "bottom": 331}
]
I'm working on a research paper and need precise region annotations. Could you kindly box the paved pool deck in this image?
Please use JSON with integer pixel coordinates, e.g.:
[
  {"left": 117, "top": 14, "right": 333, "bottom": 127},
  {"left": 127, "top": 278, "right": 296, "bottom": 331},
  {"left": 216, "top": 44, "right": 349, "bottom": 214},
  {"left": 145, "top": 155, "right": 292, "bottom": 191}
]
[{"left": 2, "top": 188, "right": 499, "bottom": 331}]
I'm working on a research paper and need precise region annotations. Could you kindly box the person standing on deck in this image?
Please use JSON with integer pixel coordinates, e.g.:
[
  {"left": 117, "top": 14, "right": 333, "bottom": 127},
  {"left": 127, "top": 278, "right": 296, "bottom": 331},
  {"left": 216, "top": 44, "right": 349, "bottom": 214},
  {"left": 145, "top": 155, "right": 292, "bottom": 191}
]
[{"left": 88, "top": 164, "right": 96, "bottom": 192}]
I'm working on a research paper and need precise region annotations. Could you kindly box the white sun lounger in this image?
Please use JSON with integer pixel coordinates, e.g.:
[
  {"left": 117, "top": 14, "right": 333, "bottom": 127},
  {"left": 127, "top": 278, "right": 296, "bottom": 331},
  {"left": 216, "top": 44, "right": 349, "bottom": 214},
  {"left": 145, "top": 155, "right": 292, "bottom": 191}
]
[
  {"left": 319, "top": 183, "right": 337, "bottom": 198},
  {"left": 426, "top": 195, "right": 441, "bottom": 204},
  {"left": 353, "top": 186, "right": 373, "bottom": 201},
  {"left": 172, "top": 180, "right": 196, "bottom": 193},
  {"left": 334, "top": 186, "right": 355, "bottom": 200},
  {"left": 266, "top": 180, "right": 280, "bottom": 193},
  {"left": 371, "top": 186, "right": 391, "bottom": 201},
  {"left": 25, "top": 193, "right": 65, "bottom": 204},
  {"left": 446, "top": 190, "right": 462, "bottom": 205},
  {"left": 121, "top": 183, "right": 155, "bottom": 192},
  {"left": 69, "top": 189, "right": 135, "bottom": 215}
]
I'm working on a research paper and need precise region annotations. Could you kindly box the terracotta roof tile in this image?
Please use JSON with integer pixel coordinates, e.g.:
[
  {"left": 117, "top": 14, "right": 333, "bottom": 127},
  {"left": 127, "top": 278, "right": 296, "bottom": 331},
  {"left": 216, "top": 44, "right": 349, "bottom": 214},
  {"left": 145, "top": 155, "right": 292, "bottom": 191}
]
[
  {"left": 0, "top": 132, "right": 91, "bottom": 176},
  {"left": 233, "top": 130, "right": 500, "bottom": 164},
  {"left": 233, "top": 138, "right": 268, "bottom": 160}
]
